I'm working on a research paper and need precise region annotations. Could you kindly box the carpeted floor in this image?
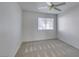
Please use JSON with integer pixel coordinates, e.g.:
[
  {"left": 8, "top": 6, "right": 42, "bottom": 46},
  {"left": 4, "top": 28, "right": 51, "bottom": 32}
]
[{"left": 15, "top": 39, "right": 79, "bottom": 57}]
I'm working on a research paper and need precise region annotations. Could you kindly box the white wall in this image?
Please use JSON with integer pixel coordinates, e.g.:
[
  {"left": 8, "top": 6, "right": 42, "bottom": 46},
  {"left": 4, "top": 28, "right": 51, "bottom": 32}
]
[
  {"left": 0, "top": 3, "right": 22, "bottom": 56},
  {"left": 22, "top": 11, "right": 57, "bottom": 42},
  {"left": 58, "top": 5, "right": 79, "bottom": 49}
]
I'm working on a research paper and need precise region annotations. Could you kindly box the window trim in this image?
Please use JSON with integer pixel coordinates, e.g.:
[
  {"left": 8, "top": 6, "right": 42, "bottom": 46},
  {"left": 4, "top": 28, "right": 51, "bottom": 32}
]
[{"left": 38, "top": 17, "right": 54, "bottom": 30}]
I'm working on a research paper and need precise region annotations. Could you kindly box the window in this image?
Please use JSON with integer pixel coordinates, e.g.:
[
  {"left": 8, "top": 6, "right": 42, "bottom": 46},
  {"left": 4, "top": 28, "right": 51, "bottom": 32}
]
[{"left": 38, "top": 17, "right": 54, "bottom": 30}]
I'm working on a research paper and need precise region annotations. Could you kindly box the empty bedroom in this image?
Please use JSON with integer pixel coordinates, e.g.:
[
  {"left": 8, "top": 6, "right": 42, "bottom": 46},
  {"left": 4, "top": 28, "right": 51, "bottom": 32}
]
[
  {"left": 16, "top": 2, "right": 79, "bottom": 57},
  {"left": 0, "top": 2, "right": 79, "bottom": 57}
]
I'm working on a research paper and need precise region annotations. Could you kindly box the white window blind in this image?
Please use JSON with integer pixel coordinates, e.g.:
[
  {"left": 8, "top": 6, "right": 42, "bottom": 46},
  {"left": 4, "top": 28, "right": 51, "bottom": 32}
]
[{"left": 38, "top": 17, "right": 54, "bottom": 30}]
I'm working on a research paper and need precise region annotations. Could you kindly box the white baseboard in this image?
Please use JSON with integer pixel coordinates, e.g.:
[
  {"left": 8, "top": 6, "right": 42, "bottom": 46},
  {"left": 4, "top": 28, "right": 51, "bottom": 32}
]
[
  {"left": 13, "top": 41, "right": 22, "bottom": 57},
  {"left": 58, "top": 38, "right": 79, "bottom": 50},
  {"left": 22, "top": 38, "right": 57, "bottom": 43}
]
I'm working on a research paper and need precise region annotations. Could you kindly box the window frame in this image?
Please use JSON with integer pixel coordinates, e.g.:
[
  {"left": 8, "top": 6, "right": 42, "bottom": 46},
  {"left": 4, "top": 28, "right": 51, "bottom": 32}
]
[{"left": 38, "top": 17, "right": 54, "bottom": 31}]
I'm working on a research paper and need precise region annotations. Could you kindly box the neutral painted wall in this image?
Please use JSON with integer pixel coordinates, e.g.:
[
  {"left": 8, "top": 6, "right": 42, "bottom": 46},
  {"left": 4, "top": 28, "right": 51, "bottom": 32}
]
[
  {"left": 0, "top": 3, "right": 22, "bottom": 56},
  {"left": 22, "top": 11, "right": 57, "bottom": 42},
  {"left": 58, "top": 5, "right": 79, "bottom": 49}
]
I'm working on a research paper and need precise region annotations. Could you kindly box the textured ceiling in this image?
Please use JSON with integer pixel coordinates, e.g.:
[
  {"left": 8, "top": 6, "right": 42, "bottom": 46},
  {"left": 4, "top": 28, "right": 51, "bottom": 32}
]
[{"left": 19, "top": 2, "right": 79, "bottom": 14}]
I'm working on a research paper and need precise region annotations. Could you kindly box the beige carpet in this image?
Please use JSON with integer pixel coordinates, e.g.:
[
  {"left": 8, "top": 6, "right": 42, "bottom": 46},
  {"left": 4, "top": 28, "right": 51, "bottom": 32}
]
[{"left": 15, "top": 39, "right": 79, "bottom": 57}]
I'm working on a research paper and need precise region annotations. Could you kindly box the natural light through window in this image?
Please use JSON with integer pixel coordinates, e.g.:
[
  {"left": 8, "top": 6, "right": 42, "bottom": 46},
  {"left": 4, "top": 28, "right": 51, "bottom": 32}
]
[{"left": 38, "top": 17, "right": 54, "bottom": 30}]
